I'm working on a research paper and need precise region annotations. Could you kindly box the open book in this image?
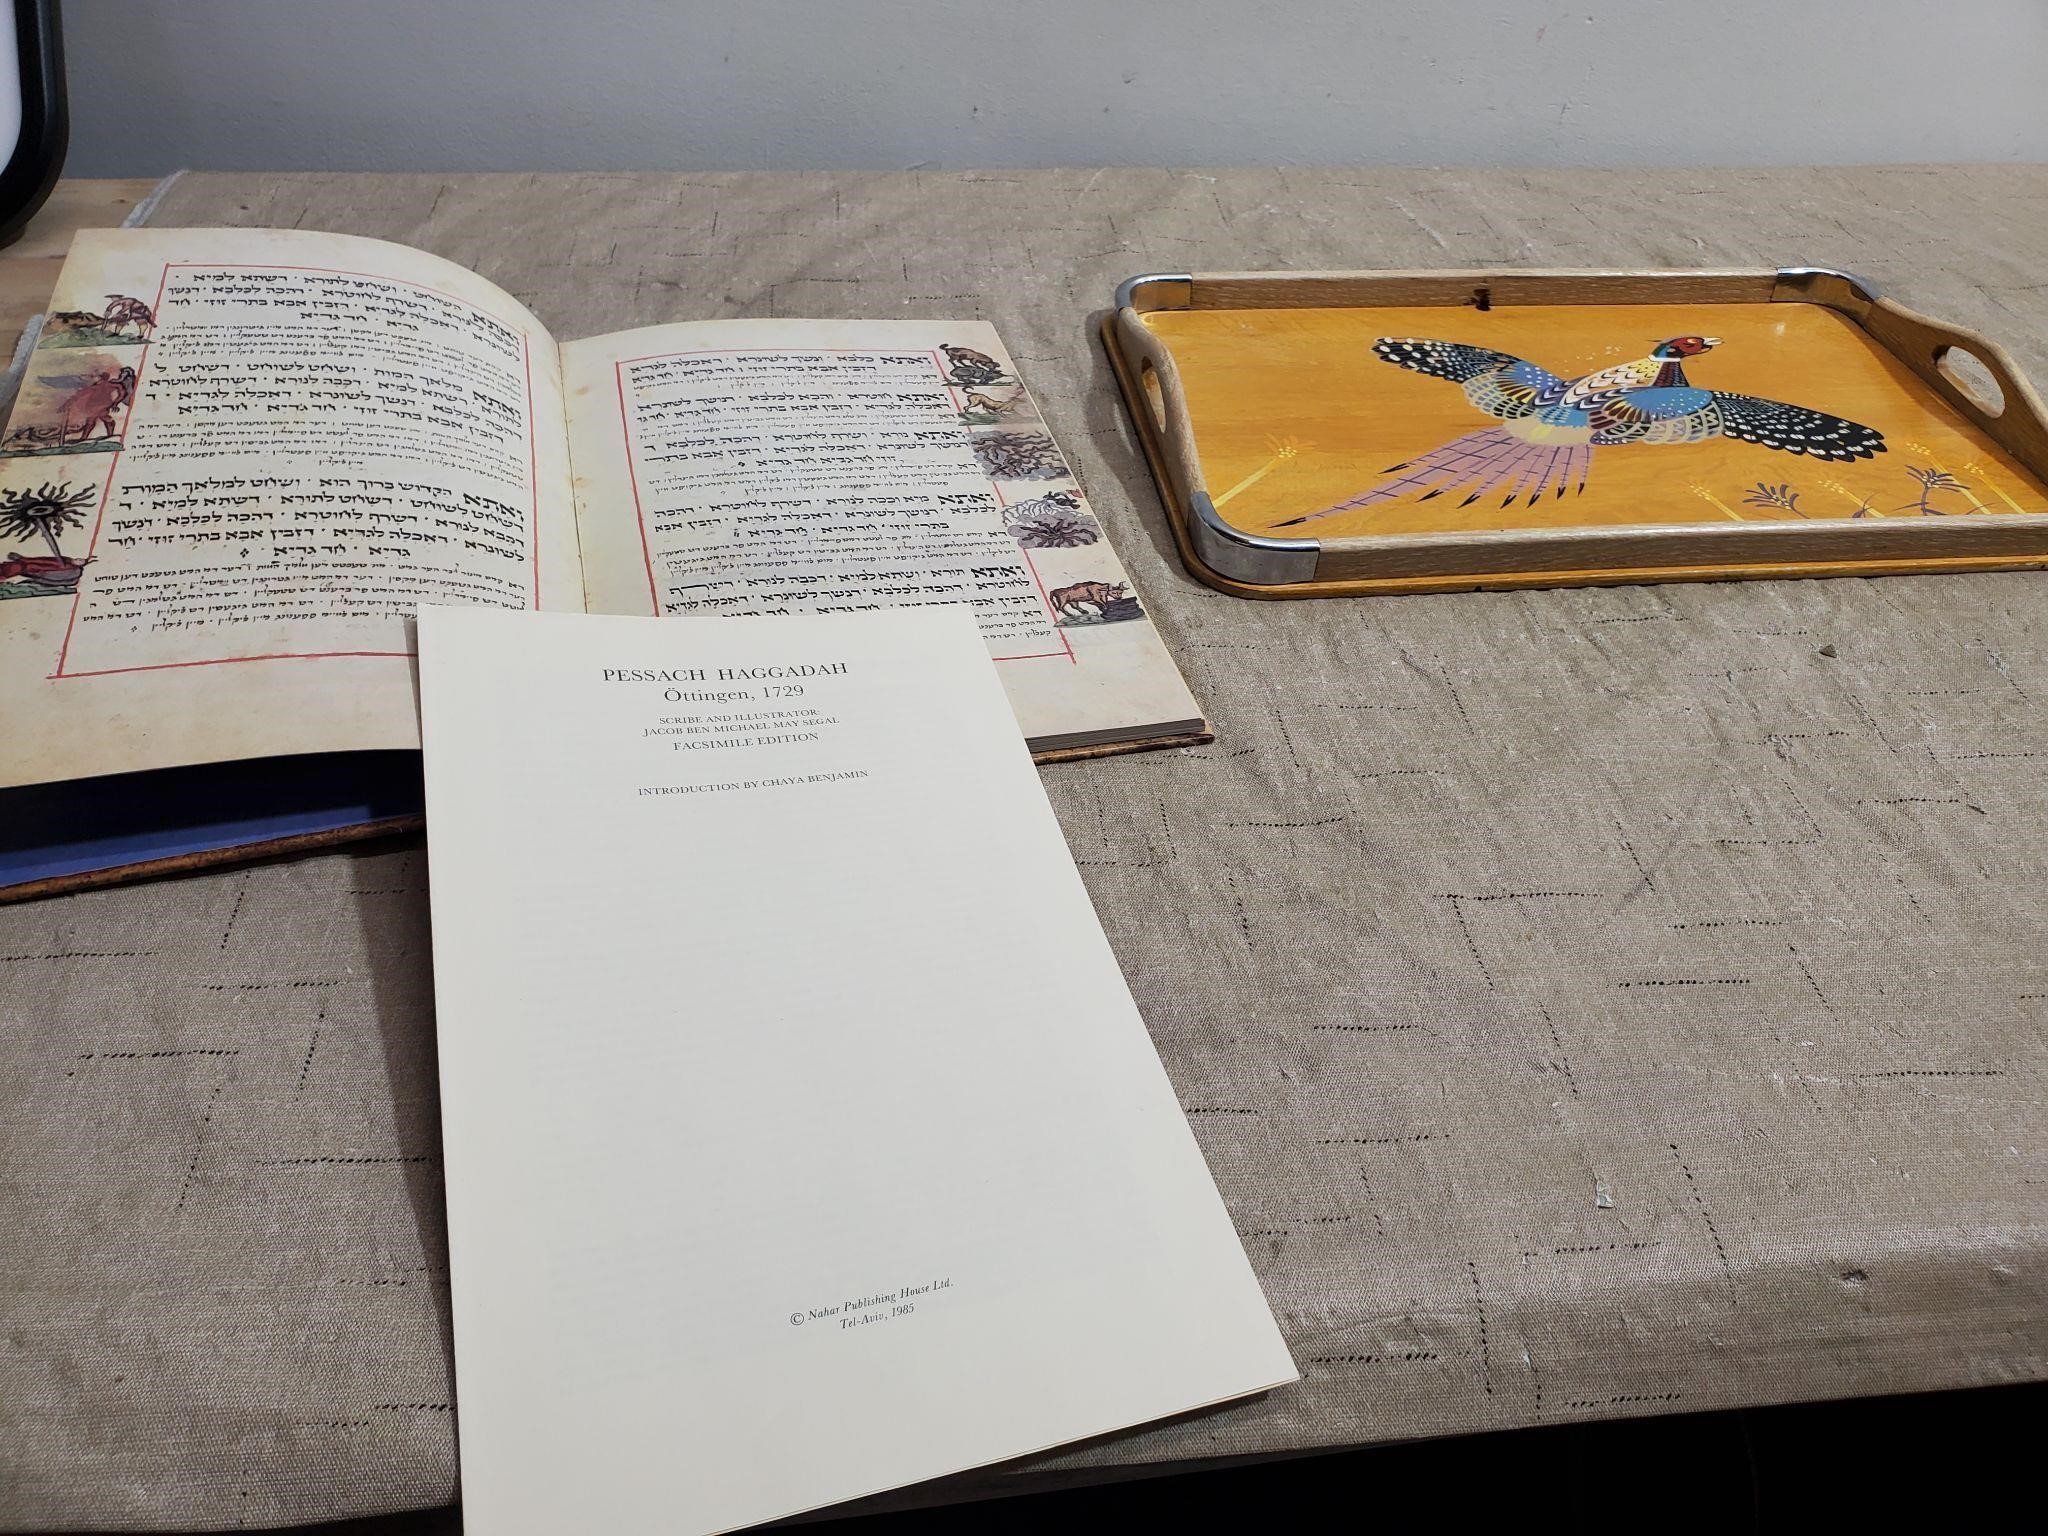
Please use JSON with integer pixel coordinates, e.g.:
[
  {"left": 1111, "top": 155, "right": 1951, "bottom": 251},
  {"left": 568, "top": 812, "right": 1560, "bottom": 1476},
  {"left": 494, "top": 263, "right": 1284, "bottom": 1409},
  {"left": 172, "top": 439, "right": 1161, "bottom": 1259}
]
[{"left": 0, "top": 228, "right": 1204, "bottom": 897}]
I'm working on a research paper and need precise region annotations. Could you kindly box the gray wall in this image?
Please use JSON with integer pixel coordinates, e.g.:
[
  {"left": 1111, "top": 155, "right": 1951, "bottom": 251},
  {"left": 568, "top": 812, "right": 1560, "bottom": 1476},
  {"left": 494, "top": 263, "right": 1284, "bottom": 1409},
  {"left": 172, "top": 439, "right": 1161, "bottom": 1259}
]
[{"left": 62, "top": 1, "right": 2048, "bottom": 176}]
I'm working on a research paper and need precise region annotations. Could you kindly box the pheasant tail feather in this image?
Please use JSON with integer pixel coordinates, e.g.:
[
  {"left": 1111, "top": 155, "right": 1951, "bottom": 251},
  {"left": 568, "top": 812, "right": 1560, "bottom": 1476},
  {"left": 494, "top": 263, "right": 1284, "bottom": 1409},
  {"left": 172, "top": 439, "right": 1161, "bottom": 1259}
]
[{"left": 1271, "top": 428, "right": 1592, "bottom": 528}]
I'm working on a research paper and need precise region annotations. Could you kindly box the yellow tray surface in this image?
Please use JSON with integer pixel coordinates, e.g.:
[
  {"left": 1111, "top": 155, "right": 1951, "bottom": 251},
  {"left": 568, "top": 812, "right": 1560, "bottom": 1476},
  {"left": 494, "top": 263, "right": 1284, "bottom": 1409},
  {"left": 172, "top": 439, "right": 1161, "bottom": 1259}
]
[{"left": 1144, "top": 301, "right": 2048, "bottom": 540}]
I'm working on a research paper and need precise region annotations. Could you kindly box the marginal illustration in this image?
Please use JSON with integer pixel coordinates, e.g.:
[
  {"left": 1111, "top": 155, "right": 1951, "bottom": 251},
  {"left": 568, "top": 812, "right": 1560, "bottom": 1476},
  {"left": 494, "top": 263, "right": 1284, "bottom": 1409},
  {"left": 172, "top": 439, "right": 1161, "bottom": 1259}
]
[
  {"left": 43, "top": 294, "right": 157, "bottom": 348},
  {"left": 1271, "top": 335, "right": 1887, "bottom": 527},
  {"left": 972, "top": 430, "right": 1067, "bottom": 481},
  {"left": 0, "top": 480, "right": 95, "bottom": 598},
  {"left": 940, "top": 343, "right": 1009, "bottom": 387},
  {"left": 1003, "top": 489, "right": 1102, "bottom": 548},
  {"left": 2, "top": 353, "right": 138, "bottom": 455},
  {"left": 958, "top": 388, "right": 1033, "bottom": 425},
  {"left": 1048, "top": 578, "right": 1143, "bottom": 625}
]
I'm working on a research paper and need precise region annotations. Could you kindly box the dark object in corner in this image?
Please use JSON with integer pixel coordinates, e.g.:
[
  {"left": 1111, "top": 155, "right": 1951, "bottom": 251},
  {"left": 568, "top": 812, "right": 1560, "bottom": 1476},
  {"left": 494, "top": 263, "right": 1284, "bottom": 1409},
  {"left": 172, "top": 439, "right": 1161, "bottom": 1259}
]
[
  {"left": 0, "top": 1, "right": 67, "bottom": 249},
  {"left": 0, "top": 752, "right": 426, "bottom": 901}
]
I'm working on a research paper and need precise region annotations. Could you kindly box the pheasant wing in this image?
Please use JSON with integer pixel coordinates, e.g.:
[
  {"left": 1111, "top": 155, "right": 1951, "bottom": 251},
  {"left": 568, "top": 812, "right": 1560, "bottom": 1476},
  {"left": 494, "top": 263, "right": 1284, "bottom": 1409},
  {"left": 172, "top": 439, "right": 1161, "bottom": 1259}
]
[
  {"left": 1589, "top": 386, "right": 1887, "bottom": 461},
  {"left": 1373, "top": 338, "right": 1565, "bottom": 421},
  {"left": 1704, "top": 390, "right": 1887, "bottom": 461}
]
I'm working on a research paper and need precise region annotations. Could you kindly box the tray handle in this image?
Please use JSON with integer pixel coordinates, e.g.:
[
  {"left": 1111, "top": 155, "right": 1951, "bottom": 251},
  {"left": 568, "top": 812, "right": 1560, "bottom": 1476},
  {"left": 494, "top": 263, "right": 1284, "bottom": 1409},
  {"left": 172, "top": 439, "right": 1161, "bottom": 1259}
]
[
  {"left": 1863, "top": 298, "right": 2048, "bottom": 483},
  {"left": 1110, "top": 305, "right": 1321, "bottom": 585}
]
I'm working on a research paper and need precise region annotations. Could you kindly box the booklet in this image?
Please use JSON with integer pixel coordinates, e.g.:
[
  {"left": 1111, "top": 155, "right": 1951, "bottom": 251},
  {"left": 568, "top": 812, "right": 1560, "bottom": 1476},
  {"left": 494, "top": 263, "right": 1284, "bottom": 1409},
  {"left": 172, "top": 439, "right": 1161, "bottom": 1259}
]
[
  {"left": 0, "top": 227, "right": 1204, "bottom": 898},
  {"left": 416, "top": 605, "right": 1293, "bottom": 1535}
]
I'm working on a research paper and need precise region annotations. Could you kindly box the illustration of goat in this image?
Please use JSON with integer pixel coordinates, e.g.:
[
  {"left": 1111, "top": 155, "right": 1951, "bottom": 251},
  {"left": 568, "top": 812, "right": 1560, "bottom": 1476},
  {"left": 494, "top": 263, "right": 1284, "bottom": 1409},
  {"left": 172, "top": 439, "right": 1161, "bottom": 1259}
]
[{"left": 101, "top": 295, "right": 155, "bottom": 338}]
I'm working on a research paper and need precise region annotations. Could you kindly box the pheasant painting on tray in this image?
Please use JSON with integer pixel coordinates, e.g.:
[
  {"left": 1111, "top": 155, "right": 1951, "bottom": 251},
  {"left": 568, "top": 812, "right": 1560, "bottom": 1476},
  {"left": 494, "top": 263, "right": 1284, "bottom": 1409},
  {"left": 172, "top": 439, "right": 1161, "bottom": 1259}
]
[
  {"left": 1273, "top": 334, "right": 1887, "bottom": 527},
  {"left": 1137, "top": 299, "right": 2047, "bottom": 544}
]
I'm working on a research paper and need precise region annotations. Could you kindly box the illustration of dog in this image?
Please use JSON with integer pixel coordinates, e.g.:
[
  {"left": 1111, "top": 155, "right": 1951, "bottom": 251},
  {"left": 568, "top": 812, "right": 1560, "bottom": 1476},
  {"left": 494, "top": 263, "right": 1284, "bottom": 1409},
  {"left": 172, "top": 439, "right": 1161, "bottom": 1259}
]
[
  {"left": 962, "top": 389, "right": 1027, "bottom": 418},
  {"left": 1048, "top": 579, "right": 1129, "bottom": 621}
]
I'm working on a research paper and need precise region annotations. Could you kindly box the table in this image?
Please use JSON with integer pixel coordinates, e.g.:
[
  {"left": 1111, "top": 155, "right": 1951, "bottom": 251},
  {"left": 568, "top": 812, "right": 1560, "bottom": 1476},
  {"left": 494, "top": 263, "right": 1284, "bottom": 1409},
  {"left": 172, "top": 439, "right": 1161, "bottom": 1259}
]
[
  {"left": 0, "top": 179, "right": 158, "bottom": 353},
  {"left": 3, "top": 169, "right": 2045, "bottom": 1532}
]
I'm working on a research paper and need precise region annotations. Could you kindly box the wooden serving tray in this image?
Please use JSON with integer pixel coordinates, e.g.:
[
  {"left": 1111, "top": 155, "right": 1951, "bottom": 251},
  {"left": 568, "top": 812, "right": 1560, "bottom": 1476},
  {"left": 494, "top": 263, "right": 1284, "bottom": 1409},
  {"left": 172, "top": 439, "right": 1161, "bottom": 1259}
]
[{"left": 1102, "top": 269, "right": 2048, "bottom": 596}]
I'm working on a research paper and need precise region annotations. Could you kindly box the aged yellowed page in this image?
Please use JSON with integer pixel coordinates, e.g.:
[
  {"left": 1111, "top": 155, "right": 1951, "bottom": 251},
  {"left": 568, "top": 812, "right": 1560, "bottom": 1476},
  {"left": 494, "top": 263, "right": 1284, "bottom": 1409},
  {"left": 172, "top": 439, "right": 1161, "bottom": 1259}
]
[
  {"left": 0, "top": 228, "right": 578, "bottom": 789},
  {"left": 559, "top": 319, "right": 1204, "bottom": 753},
  {"left": 417, "top": 605, "right": 1294, "bottom": 1536}
]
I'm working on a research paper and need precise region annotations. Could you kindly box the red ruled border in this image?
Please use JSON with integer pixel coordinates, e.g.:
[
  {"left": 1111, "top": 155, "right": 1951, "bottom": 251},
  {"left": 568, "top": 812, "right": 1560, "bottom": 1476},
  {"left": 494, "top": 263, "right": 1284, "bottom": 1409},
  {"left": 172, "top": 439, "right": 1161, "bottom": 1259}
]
[
  {"left": 615, "top": 344, "right": 1075, "bottom": 663},
  {"left": 47, "top": 261, "right": 542, "bottom": 680}
]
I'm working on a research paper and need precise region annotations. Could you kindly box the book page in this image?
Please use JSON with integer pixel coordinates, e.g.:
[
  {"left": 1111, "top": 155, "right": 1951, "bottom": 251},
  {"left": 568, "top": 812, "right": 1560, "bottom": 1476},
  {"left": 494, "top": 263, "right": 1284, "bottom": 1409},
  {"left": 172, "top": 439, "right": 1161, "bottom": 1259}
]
[
  {"left": 560, "top": 319, "right": 1203, "bottom": 752},
  {"left": 418, "top": 605, "right": 1294, "bottom": 1536},
  {"left": 0, "top": 228, "right": 577, "bottom": 789}
]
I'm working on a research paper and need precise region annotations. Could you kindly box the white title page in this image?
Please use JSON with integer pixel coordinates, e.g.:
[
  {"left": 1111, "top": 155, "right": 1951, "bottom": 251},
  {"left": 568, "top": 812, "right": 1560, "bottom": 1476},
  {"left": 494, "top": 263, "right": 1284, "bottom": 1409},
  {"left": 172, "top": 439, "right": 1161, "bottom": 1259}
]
[{"left": 417, "top": 606, "right": 1294, "bottom": 1535}]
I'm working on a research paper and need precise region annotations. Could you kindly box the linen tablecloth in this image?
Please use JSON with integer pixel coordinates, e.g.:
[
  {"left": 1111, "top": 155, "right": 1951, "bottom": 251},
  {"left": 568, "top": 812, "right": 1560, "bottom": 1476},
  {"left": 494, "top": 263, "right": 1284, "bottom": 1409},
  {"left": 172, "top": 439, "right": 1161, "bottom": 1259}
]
[{"left": 4, "top": 166, "right": 2045, "bottom": 1530}]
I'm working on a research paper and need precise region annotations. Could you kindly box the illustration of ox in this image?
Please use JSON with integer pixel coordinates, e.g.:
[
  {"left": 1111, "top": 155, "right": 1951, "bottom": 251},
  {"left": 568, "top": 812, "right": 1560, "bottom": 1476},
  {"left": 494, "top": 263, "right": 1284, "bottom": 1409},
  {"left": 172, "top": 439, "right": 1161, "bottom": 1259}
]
[
  {"left": 60, "top": 366, "right": 137, "bottom": 443},
  {"left": 1047, "top": 579, "right": 1129, "bottom": 621}
]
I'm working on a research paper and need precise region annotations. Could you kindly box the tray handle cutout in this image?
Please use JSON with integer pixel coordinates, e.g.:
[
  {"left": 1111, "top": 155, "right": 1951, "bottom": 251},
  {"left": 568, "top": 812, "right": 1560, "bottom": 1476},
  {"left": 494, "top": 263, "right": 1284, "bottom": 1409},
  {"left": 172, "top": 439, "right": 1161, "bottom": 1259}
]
[
  {"left": 1864, "top": 298, "right": 2048, "bottom": 482},
  {"left": 1111, "top": 305, "right": 1321, "bottom": 585},
  {"left": 1137, "top": 353, "right": 1169, "bottom": 437},
  {"left": 1937, "top": 345, "right": 2005, "bottom": 418}
]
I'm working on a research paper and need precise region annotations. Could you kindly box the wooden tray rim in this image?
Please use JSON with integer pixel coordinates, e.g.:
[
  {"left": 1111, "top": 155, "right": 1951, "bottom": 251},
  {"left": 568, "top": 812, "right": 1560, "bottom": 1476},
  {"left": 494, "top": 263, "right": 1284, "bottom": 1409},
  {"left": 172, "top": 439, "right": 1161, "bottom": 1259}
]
[{"left": 1107, "top": 266, "right": 2048, "bottom": 593}]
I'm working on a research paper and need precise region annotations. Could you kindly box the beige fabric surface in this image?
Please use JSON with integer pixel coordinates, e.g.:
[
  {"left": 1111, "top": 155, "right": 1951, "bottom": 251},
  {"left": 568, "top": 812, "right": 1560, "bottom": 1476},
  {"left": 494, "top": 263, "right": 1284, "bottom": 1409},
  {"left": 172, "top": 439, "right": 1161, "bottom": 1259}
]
[{"left": 4, "top": 167, "right": 2046, "bottom": 1532}]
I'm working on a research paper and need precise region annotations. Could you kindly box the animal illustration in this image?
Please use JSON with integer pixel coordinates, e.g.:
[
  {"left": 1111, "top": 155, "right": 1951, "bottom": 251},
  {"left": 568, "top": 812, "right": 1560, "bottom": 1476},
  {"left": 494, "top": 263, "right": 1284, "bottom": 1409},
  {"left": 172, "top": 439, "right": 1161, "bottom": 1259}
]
[
  {"left": 1272, "top": 335, "right": 1887, "bottom": 526},
  {"left": 1003, "top": 489, "right": 1101, "bottom": 548},
  {"left": 942, "top": 344, "right": 1005, "bottom": 386},
  {"left": 43, "top": 296, "right": 156, "bottom": 344},
  {"left": 101, "top": 295, "right": 156, "bottom": 338},
  {"left": 56, "top": 366, "right": 137, "bottom": 443},
  {"left": 0, "top": 552, "right": 89, "bottom": 595},
  {"left": 962, "top": 389, "right": 1029, "bottom": 419},
  {"left": 1048, "top": 579, "right": 1129, "bottom": 620}
]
